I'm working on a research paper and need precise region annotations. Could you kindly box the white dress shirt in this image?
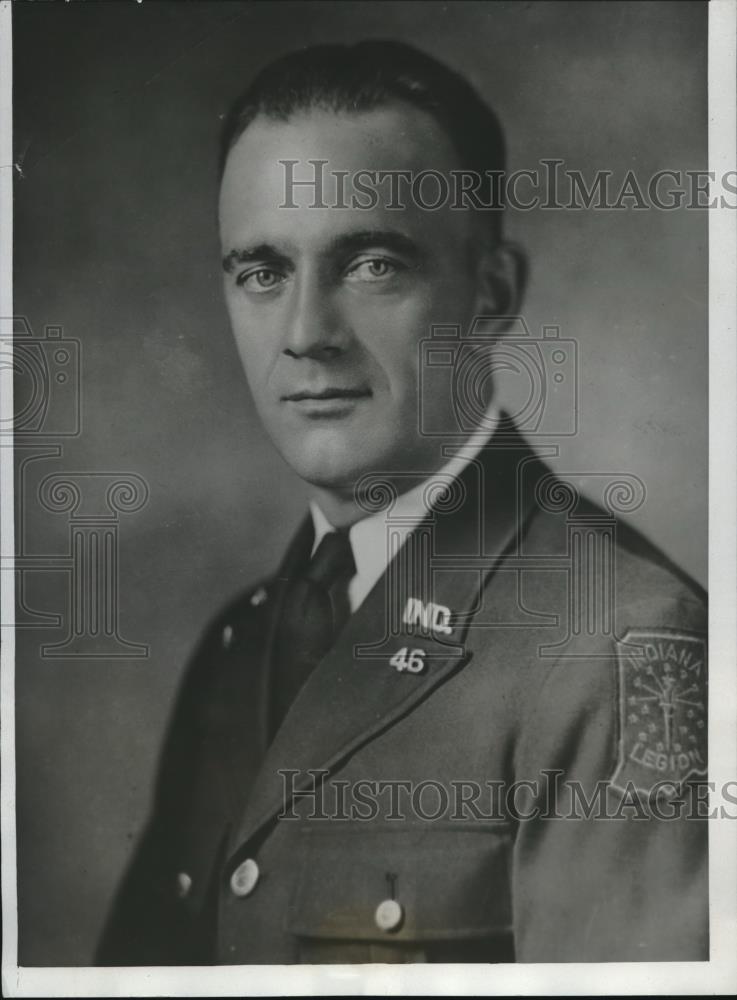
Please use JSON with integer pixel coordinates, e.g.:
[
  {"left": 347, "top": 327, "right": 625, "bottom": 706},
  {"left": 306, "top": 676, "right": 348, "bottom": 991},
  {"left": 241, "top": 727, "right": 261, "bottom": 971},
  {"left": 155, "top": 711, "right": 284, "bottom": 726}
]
[{"left": 310, "top": 407, "right": 500, "bottom": 612}]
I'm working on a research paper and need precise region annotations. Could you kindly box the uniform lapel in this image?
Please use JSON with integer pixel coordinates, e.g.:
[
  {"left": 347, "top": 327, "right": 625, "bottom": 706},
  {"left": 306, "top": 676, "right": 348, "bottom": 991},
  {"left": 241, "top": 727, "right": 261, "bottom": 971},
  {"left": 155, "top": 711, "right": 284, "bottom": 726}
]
[
  {"left": 227, "top": 421, "right": 546, "bottom": 856},
  {"left": 256, "top": 515, "right": 315, "bottom": 755},
  {"left": 211, "top": 515, "right": 314, "bottom": 816}
]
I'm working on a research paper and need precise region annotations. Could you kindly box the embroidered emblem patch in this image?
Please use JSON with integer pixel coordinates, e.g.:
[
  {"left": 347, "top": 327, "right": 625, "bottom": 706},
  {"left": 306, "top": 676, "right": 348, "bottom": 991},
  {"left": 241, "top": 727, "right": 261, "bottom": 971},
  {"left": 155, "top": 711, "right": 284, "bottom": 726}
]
[{"left": 611, "top": 630, "right": 707, "bottom": 796}]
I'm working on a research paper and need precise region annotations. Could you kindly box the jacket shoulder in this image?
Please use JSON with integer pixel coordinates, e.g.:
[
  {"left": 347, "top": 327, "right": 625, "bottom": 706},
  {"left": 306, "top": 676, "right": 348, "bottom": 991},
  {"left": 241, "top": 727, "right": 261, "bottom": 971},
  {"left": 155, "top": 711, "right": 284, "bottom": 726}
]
[
  {"left": 609, "top": 513, "right": 706, "bottom": 631},
  {"left": 523, "top": 490, "right": 706, "bottom": 629},
  {"left": 192, "top": 575, "right": 277, "bottom": 656}
]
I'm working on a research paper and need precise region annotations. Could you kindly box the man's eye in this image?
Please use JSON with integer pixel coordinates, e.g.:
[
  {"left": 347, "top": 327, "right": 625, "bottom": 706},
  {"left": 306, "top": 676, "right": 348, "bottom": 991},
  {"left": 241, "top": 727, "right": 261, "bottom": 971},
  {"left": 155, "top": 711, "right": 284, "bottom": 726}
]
[
  {"left": 236, "top": 268, "right": 286, "bottom": 293},
  {"left": 345, "top": 258, "right": 400, "bottom": 283}
]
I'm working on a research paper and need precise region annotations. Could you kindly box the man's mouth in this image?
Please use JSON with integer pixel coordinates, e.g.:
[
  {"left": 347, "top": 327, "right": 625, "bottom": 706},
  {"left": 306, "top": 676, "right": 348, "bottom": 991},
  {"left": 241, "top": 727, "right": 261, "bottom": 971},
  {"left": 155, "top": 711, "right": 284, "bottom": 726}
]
[
  {"left": 282, "top": 386, "right": 372, "bottom": 418},
  {"left": 282, "top": 387, "right": 372, "bottom": 402}
]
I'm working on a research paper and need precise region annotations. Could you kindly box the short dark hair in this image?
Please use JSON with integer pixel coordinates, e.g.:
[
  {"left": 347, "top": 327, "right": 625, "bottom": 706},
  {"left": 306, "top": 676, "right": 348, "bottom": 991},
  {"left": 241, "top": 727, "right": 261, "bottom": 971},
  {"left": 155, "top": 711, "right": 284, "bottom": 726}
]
[{"left": 219, "top": 39, "right": 506, "bottom": 238}]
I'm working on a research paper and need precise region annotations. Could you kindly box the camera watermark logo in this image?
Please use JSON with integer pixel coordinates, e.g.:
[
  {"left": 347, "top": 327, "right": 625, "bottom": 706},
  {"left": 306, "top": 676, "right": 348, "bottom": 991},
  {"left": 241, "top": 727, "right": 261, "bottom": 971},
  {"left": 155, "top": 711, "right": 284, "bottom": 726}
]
[
  {"left": 1, "top": 317, "right": 81, "bottom": 438},
  {"left": 419, "top": 317, "right": 578, "bottom": 439}
]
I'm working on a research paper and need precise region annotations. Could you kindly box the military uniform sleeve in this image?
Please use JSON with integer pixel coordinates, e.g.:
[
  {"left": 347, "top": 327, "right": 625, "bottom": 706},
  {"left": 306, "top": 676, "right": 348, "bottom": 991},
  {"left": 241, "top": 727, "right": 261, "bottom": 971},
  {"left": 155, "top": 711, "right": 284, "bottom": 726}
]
[
  {"left": 95, "top": 617, "right": 228, "bottom": 966},
  {"left": 511, "top": 594, "right": 708, "bottom": 962}
]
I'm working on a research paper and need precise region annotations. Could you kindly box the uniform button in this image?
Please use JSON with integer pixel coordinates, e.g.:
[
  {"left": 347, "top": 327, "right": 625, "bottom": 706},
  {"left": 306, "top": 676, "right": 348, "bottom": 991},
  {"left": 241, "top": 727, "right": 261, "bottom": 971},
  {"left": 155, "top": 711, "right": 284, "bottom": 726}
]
[
  {"left": 374, "top": 898, "right": 404, "bottom": 932},
  {"left": 176, "top": 872, "right": 192, "bottom": 899},
  {"left": 250, "top": 587, "right": 268, "bottom": 607},
  {"left": 230, "top": 858, "right": 260, "bottom": 897}
]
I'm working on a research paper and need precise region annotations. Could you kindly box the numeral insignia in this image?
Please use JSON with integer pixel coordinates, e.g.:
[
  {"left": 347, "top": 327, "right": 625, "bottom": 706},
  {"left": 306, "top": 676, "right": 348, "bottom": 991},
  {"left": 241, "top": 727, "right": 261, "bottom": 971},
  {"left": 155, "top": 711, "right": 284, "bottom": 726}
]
[{"left": 389, "top": 647, "right": 426, "bottom": 674}]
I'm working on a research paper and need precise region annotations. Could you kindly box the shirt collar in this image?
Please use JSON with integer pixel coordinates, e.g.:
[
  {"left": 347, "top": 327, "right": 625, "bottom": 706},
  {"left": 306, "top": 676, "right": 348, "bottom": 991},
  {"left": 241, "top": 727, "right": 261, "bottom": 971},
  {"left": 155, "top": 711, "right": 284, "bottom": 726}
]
[{"left": 310, "top": 406, "right": 499, "bottom": 612}]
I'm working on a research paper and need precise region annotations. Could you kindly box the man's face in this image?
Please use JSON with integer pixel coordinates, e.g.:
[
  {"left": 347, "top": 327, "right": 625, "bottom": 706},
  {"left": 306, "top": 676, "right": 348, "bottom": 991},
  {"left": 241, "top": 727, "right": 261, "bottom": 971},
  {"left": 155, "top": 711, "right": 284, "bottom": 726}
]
[{"left": 219, "top": 104, "right": 486, "bottom": 492}]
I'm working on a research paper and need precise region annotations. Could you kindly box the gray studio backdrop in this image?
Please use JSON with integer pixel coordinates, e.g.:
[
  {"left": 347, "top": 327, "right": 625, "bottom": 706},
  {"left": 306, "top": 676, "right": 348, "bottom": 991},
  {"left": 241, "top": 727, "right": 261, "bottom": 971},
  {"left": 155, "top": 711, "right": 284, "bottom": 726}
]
[{"left": 13, "top": 0, "right": 707, "bottom": 965}]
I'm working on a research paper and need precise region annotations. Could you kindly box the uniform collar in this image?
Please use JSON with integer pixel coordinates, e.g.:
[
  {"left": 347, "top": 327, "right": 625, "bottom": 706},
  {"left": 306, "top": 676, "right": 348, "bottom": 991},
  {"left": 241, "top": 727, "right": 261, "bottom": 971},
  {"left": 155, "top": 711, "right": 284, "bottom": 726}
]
[
  {"left": 228, "top": 411, "right": 545, "bottom": 857},
  {"left": 310, "top": 407, "right": 500, "bottom": 612}
]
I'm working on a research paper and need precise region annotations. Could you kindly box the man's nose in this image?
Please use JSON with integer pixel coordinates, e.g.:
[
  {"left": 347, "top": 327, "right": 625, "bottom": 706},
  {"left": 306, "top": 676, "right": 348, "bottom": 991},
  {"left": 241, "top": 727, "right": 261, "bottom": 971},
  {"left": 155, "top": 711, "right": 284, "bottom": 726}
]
[{"left": 282, "top": 273, "right": 347, "bottom": 360}]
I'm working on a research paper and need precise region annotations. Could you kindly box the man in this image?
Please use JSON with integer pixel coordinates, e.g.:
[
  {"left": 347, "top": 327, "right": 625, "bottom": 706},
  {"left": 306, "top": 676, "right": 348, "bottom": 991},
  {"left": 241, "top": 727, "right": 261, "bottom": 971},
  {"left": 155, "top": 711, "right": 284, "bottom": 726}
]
[{"left": 97, "top": 40, "right": 707, "bottom": 965}]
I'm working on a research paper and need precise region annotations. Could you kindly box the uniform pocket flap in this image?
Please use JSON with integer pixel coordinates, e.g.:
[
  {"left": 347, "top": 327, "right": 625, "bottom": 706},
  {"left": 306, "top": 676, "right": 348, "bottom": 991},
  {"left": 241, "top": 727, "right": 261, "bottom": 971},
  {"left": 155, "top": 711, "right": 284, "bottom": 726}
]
[{"left": 287, "top": 825, "right": 513, "bottom": 942}]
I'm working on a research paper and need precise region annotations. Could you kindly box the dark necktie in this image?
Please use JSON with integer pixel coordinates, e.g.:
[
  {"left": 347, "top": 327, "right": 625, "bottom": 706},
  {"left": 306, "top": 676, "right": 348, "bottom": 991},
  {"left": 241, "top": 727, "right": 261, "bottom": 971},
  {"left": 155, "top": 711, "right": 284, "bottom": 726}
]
[{"left": 269, "top": 530, "right": 356, "bottom": 737}]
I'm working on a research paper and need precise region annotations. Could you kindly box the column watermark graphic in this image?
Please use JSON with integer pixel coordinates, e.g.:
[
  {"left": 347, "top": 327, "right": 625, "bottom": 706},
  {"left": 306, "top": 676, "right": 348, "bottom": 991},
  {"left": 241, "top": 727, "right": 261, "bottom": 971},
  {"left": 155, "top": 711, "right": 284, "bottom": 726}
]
[{"left": 1, "top": 316, "right": 150, "bottom": 658}]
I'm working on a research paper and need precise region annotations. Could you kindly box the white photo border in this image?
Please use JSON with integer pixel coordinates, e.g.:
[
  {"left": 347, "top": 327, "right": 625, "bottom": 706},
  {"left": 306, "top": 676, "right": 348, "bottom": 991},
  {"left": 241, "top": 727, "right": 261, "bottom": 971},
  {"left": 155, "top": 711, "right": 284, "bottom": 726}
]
[{"left": 1, "top": 0, "right": 735, "bottom": 995}]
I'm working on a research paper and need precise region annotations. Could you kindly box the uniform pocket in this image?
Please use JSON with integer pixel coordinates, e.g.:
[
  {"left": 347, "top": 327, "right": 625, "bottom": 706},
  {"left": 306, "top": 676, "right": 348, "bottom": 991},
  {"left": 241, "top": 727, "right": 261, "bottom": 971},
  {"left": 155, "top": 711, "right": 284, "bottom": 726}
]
[{"left": 286, "top": 824, "right": 513, "bottom": 944}]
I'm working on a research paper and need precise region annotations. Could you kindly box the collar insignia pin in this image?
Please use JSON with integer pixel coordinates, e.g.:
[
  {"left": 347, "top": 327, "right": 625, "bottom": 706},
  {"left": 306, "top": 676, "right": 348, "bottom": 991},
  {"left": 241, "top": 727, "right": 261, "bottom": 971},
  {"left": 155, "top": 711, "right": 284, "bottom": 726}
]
[{"left": 402, "top": 597, "right": 452, "bottom": 636}]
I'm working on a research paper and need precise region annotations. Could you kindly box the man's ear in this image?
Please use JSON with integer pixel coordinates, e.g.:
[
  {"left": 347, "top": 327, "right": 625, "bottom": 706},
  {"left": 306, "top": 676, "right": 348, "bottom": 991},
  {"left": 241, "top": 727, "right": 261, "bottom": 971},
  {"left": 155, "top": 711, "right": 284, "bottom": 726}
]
[{"left": 473, "top": 240, "right": 528, "bottom": 333}]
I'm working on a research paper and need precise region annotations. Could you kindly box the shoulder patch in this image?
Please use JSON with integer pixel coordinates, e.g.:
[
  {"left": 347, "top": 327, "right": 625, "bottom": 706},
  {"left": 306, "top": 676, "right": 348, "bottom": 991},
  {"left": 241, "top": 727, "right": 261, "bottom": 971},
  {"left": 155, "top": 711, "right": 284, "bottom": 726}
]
[{"left": 610, "top": 629, "right": 707, "bottom": 796}]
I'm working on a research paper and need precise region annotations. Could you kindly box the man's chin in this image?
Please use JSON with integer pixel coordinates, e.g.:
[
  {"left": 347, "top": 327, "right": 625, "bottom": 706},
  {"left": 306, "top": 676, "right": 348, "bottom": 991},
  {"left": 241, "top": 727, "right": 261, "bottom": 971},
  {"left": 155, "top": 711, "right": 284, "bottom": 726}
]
[
  {"left": 283, "top": 452, "right": 367, "bottom": 494},
  {"left": 276, "top": 432, "right": 387, "bottom": 495},
  {"left": 274, "top": 426, "right": 440, "bottom": 496}
]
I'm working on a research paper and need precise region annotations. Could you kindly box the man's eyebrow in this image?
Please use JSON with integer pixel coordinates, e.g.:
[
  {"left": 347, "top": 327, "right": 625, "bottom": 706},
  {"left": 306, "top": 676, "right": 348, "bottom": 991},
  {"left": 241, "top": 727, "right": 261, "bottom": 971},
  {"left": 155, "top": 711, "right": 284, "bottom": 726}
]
[
  {"left": 221, "top": 244, "right": 291, "bottom": 274},
  {"left": 221, "top": 230, "right": 423, "bottom": 274}
]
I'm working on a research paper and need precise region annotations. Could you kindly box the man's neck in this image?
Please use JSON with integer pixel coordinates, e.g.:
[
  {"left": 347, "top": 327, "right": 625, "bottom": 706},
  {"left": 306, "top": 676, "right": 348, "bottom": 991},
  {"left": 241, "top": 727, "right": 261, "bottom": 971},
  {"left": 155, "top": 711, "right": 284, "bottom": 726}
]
[
  {"left": 308, "top": 487, "right": 376, "bottom": 530},
  {"left": 310, "top": 456, "right": 447, "bottom": 529}
]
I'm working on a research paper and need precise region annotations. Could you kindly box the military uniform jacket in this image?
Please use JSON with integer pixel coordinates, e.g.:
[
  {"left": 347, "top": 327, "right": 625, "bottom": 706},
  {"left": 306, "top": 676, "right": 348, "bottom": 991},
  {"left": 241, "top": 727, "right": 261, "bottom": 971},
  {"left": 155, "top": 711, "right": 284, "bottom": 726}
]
[{"left": 97, "top": 424, "right": 708, "bottom": 965}]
